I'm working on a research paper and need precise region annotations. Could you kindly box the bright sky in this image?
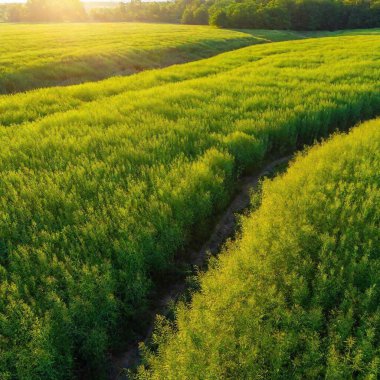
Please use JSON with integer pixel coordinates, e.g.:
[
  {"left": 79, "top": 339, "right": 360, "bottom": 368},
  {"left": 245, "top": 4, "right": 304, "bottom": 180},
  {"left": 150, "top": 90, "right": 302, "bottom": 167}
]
[{"left": 0, "top": 0, "right": 119, "bottom": 3}]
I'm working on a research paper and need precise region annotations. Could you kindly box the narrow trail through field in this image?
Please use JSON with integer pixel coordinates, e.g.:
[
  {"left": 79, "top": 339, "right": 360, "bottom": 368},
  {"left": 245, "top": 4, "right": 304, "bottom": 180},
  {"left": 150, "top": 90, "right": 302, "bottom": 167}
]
[{"left": 108, "top": 155, "right": 292, "bottom": 379}]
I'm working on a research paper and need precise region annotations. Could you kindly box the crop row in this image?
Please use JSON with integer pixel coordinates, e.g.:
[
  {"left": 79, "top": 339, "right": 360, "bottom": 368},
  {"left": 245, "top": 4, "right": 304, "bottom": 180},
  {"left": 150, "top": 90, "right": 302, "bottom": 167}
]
[
  {"left": 0, "top": 23, "right": 300, "bottom": 94},
  {"left": 0, "top": 35, "right": 379, "bottom": 379},
  {"left": 138, "top": 119, "right": 380, "bottom": 379}
]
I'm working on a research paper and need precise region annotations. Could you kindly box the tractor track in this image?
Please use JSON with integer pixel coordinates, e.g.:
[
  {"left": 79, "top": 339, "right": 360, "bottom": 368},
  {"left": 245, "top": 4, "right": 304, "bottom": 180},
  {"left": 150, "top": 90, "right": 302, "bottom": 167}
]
[{"left": 109, "top": 155, "right": 292, "bottom": 379}]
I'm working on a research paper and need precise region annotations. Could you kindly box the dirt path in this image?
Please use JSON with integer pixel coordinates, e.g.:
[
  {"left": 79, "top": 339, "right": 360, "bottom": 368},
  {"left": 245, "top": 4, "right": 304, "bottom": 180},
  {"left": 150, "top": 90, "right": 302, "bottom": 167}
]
[{"left": 108, "top": 155, "right": 292, "bottom": 379}]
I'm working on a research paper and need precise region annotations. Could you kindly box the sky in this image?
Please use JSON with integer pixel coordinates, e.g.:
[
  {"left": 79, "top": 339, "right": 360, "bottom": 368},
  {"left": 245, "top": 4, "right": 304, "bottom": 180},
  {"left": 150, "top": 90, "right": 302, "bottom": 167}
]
[{"left": 0, "top": 0, "right": 119, "bottom": 3}]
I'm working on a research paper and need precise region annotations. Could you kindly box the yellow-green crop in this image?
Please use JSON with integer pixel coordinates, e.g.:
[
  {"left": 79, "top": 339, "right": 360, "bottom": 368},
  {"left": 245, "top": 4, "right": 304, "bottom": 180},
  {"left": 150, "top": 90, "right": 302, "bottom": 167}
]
[
  {"left": 139, "top": 119, "right": 380, "bottom": 380},
  {"left": 0, "top": 23, "right": 302, "bottom": 94},
  {"left": 0, "top": 33, "right": 379, "bottom": 379}
]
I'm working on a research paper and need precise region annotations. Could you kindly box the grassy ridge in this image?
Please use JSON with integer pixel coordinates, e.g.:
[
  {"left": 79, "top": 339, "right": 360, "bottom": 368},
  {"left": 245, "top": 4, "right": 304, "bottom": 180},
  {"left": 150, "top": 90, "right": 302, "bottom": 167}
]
[
  {"left": 1, "top": 29, "right": 378, "bottom": 128},
  {"left": 139, "top": 119, "right": 380, "bottom": 379},
  {"left": 0, "top": 23, "right": 301, "bottom": 94},
  {"left": 0, "top": 31, "right": 378, "bottom": 128},
  {"left": 0, "top": 28, "right": 304, "bottom": 127},
  {"left": 0, "top": 35, "right": 380, "bottom": 379}
]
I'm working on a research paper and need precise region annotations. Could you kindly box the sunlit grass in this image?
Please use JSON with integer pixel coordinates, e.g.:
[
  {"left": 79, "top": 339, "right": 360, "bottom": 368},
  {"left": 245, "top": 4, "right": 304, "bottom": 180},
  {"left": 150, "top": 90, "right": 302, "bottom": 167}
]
[
  {"left": 0, "top": 23, "right": 302, "bottom": 93},
  {"left": 139, "top": 119, "right": 380, "bottom": 379},
  {"left": 0, "top": 32, "right": 379, "bottom": 379}
]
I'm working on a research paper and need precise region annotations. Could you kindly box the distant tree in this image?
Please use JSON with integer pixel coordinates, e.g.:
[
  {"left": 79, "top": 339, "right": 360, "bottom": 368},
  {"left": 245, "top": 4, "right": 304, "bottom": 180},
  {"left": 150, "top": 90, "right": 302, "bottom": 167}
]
[
  {"left": 193, "top": 5, "right": 209, "bottom": 23},
  {"left": 25, "top": 0, "right": 86, "bottom": 22},
  {"left": 260, "top": 1, "right": 291, "bottom": 29},
  {"left": 119, "top": 2, "right": 128, "bottom": 19},
  {"left": 209, "top": 8, "right": 229, "bottom": 26},
  {"left": 6, "top": 4, "right": 27, "bottom": 22},
  {"left": 226, "top": 2, "right": 256, "bottom": 28},
  {"left": 318, "top": 0, "right": 344, "bottom": 30},
  {"left": 371, "top": 0, "right": 380, "bottom": 26},
  {"left": 181, "top": 7, "right": 195, "bottom": 23},
  {"left": 55, "top": 0, "right": 380, "bottom": 29},
  {"left": 289, "top": 0, "right": 322, "bottom": 30}
]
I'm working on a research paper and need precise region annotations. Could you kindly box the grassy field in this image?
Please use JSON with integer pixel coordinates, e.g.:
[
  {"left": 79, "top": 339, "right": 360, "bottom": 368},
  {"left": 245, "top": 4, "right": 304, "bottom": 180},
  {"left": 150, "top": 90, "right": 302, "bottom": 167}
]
[
  {"left": 0, "top": 23, "right": 303, "bottom": 94},
  {"left": 0, "top": 30, "right": 378, "bottom": 128},
  {"left": 139, "top": 119, "right": 380, "bottom": 379},
  {"left": 306, "top": 28, "right": 380, "bottom": 37},
  {"left": 0, "top": 32, "right": 379, "bottom": 379}
]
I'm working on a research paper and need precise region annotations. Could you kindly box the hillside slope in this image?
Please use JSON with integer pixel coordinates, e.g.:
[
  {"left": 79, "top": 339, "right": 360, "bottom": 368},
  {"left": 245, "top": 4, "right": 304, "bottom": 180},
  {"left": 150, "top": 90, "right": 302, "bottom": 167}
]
[{"left": 0, "top": 23, "right": 301, "bottom": 94}]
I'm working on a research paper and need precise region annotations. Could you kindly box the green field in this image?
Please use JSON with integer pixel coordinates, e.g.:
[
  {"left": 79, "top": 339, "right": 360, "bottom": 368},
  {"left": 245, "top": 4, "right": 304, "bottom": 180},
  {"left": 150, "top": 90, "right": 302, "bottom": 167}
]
[
  {"left": 0, "top": 31, "right": 379, "bottom": 379},
  {"left": 0, "top": 30, "right": 378, "bottom": 128},
  {"left": 0, "top": 23, "right": 302, "bottom": 94},
  {"left": 139, "top": 119, "right": 380, "bottom": 379}
]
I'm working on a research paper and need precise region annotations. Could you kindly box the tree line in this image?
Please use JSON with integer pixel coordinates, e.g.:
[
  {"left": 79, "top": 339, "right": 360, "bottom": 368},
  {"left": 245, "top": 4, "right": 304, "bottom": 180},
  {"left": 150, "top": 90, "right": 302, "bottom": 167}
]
[
  {"left": 2, "top": 0, "right": 380, "bottom": 30},
  {"left": 3, "top": 0, "right": 86, "bottom": 22},
  {"left": 93, "top": 0, "right": 380, "bottom": 29}
]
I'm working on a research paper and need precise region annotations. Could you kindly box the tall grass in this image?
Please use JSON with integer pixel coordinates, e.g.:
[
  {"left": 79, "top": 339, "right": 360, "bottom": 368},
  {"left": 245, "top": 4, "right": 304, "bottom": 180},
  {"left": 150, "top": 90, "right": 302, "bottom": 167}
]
[
  {"left": 0, "top": 34, "right": 379, "bottom": 379},
  {"left": 138, "top": 119, "right": 380, "bottom": 379},
  {"left": 0, "top": 23, "right": 301, "bottom": 94},
  {"left": 0, "top": 31, "right": 378, "bottom": 128}
]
